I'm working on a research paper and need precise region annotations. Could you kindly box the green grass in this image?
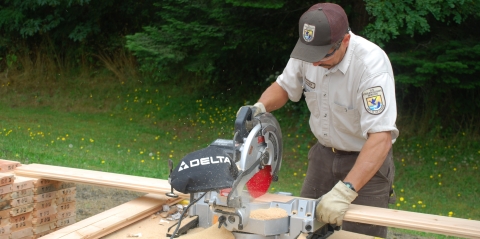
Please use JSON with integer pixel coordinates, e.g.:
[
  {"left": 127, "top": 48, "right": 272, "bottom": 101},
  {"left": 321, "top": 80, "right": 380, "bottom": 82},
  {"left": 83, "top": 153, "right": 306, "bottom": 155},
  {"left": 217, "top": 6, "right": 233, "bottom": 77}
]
[
  {"left": 0, "top": 75, "right": 479, "bottom": 238},
  {"left": 392, "top": 136, "right": 479, "bottom": 219}
]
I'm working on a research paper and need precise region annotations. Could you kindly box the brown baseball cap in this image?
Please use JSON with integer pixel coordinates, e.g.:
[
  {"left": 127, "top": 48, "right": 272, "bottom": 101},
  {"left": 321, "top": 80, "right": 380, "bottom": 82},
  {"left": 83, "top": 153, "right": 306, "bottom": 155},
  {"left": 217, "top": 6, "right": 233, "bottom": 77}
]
[{"left": 290, "top": 3, "right": 349, "bottom": 63}]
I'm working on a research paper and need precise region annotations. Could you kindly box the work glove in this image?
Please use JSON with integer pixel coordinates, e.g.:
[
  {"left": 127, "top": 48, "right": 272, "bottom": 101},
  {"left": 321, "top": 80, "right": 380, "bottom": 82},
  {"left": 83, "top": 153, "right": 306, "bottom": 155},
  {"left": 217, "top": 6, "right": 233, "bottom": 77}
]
[
  {"left": 237, "top": 102, "right": 266, "bottom": 117},
  {"left": 316, "top": 181, "right": 358, "bottom": 226}
]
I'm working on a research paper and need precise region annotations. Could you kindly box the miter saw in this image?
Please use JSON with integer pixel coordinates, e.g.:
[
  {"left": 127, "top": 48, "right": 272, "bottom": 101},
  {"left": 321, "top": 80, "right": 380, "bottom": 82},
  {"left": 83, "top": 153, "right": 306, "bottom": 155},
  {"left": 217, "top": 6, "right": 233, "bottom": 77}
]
[{"left": 166, "top": 106, "right": 338, "bottom": 239}]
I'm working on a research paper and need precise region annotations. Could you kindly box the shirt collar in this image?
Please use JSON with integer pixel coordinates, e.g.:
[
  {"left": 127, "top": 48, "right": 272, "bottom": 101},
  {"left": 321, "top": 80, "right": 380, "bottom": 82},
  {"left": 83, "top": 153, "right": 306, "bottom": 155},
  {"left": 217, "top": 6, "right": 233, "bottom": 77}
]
[{"left": 332, "top": 31, "right": 357, "bottom": 75}]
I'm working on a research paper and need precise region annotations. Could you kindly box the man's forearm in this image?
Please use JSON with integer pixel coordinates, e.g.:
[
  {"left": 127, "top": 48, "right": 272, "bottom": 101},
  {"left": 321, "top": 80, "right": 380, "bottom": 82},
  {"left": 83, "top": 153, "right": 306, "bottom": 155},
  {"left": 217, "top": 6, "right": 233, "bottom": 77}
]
[
  {"left": 258, "top": 82, "right": 289, "bottom": 112},
  {"left": 343, "top": 131, "right": 392, "bottom": 191}
]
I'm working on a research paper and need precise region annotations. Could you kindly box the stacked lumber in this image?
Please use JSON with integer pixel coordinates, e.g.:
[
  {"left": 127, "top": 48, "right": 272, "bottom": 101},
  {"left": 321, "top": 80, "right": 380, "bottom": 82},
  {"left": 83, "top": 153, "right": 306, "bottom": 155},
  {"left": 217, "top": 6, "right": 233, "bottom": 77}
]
[
  {"left": 10, "top": 176, "right": 35, "bottom": 239},
  {"left": 0, "top": 160, "right": 79, "bottom": 238},
  {"left": 0, "top": 172, "right": 15, "bottom": 239},
  {"left": 8, "top": 177, "right": 78, "bottom": 239},
  {"left": 53, "top": 181, "right": 77, "bottom": 231},
  {"left": 30, "top": 178, "right": 77, "bottom": 238}
]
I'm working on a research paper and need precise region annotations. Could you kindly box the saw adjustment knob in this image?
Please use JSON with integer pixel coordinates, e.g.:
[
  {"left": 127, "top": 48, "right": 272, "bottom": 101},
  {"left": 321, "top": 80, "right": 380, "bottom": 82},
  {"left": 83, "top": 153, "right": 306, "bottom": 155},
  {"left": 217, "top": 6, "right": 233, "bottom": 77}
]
[{"left": 218, "top": 215, "right": 227, "bottom": 228}]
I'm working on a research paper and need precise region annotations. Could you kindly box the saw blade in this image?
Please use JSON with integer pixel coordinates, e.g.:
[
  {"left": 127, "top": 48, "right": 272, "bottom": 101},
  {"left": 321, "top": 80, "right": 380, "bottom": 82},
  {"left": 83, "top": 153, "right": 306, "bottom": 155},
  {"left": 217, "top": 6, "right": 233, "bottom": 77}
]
[{"left": 246, "top": 165, "right": 272, "bottom": 198}]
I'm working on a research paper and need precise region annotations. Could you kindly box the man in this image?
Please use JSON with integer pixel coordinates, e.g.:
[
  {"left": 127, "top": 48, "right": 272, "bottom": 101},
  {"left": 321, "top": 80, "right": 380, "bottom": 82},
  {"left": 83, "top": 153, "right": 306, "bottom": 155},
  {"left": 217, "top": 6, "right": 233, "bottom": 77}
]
[{"left": 245, "top": 3, "right": 398, "bottom": 237}]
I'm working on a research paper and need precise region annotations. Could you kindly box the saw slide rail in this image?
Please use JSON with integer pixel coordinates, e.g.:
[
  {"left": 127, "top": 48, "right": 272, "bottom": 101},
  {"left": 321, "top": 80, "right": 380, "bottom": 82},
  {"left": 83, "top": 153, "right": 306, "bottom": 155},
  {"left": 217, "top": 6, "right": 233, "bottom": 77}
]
[{"left": 14, "top": 164, "right": 480, "bottom": 239}]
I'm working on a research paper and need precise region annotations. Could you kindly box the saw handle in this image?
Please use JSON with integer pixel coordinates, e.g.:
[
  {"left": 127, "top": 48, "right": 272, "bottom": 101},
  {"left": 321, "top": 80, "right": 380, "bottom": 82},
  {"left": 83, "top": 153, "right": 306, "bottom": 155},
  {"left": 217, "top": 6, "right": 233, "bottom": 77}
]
[{"left": 234, "top": 106, "right": 253, "bottom": 143}]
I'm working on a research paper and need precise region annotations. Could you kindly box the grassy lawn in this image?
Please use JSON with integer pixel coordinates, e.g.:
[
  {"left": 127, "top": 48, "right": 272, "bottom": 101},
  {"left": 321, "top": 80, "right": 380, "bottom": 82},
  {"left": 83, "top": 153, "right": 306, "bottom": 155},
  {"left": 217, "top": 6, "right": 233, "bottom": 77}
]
[{"left": 0, "top": 78, "right": 478, "bottom": 238}]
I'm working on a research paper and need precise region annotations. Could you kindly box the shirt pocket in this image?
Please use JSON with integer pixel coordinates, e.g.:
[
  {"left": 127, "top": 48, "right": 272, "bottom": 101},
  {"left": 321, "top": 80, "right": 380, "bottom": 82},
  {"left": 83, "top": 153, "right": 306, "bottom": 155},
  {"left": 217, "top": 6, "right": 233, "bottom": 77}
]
[
  {"left": 304, "top": 91, "right": 320, "bottom": 118},
  {"left": 331, "top": 103, "right": 360, "bottom": 135}
]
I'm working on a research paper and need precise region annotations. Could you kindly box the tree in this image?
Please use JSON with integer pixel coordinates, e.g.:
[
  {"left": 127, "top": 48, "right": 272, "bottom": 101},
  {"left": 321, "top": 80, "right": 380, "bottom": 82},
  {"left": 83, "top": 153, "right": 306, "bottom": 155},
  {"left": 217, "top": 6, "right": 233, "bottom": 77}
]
[
  {"left": 125, "top": 0, "right": 320, "bottom": 88},
  {"left": 362, "top": 0, "right": 480, "bottom": 135},
  {"left": 0, "top": 0, "right": 159, "bottom": 67}
]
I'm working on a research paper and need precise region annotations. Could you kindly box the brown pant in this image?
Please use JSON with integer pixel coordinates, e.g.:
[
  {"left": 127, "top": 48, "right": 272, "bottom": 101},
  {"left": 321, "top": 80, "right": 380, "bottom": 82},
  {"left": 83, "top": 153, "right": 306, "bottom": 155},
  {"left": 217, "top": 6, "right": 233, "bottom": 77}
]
[{"left": 300, "top": 142, "right": 395, "bottom": 238}]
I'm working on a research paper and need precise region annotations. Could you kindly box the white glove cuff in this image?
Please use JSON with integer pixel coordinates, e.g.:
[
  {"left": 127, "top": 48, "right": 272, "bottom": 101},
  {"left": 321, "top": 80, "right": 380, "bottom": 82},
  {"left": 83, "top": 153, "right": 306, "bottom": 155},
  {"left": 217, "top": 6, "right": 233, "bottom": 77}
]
[
  {"left": 334, "top": 181, "right": 358, "bottom": 202},
  {"left": 254, "top": 102, "right": 266, "bottom": 113}
]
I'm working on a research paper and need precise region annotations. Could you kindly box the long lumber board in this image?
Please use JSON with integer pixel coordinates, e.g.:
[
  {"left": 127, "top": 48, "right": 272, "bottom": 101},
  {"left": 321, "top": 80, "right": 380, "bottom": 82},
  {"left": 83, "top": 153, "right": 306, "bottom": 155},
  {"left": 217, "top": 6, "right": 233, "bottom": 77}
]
[
  {"left": 256, "top": 194, "right": 480, "bottom": 238},
  {"left": 39, "top": 194, "right": 181, "bottom": 239},
  {"left": 15, "top": 163, "right": 187, "bottom": 197},
  {"left": 15, "top": 164, "right": 480, "bottom": 238}
]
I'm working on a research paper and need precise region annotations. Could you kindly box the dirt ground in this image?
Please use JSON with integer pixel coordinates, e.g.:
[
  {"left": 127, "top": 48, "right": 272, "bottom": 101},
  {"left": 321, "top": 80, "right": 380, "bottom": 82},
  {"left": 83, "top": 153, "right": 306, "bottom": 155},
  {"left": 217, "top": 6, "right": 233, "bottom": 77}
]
[
  {"left": 75, "top": 183, "right": 146, "bottom": 221},
  {"left": 74, "top": 184, "right": 432, "bottom": 239}
]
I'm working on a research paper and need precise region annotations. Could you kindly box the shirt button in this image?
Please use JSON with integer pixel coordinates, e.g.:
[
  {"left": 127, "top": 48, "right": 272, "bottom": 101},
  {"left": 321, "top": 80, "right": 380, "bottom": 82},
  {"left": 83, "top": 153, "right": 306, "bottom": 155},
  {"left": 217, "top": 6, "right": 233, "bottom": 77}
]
[
  {"left": 323, "top": 94, "right": 327, "bottom": 97},
  {"left": 324, "top": 114, "right": 327, "bottom": 117},
  {"left": 324, "top": 133, "right": 327, "bottom": 136}
]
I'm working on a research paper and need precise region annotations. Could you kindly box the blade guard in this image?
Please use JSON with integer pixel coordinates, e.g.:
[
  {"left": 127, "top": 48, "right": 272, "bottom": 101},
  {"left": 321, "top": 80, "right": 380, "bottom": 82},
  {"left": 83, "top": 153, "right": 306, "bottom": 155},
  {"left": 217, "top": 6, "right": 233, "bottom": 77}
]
[{"left": 228, "top": 111, "right": 283, "bottom": 203}]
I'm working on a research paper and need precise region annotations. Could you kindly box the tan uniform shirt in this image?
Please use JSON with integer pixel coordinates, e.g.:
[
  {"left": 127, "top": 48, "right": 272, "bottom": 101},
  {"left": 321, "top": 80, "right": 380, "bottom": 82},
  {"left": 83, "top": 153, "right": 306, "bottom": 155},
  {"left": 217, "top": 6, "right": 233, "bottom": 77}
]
[{"left": 276, "top": 32, "right": 399, "bottom": 151}]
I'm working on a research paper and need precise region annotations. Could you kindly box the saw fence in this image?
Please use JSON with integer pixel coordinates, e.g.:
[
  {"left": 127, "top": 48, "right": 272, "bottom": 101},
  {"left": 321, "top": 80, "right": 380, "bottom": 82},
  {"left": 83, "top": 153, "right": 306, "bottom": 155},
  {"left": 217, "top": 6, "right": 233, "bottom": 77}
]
[{"left": 4, "top": 162, "right": 479, "bottom": 239}]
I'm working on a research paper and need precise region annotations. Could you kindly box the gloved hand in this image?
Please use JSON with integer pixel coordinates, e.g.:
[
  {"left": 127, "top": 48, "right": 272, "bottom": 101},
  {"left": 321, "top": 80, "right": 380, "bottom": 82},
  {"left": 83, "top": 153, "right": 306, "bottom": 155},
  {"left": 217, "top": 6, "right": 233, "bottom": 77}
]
[
  {"left": 316, "top": 181, "right": 358, "bottom": 226},
  {"left": 237, "top": 102, "right": 266, "bottom": 117}
]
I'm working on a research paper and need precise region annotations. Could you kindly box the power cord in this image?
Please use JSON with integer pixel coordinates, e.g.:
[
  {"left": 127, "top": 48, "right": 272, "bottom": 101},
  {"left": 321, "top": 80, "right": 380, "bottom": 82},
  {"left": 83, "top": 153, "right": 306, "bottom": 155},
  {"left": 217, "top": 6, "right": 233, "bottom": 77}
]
[{"left": 169, "top": 192, "right": 207, "bottom": 239}]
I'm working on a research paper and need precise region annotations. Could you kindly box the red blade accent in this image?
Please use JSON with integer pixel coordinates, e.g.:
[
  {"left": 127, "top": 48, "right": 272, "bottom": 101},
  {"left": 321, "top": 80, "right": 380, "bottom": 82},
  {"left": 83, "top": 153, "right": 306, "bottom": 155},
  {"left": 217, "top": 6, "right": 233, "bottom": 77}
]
[{"left": 246, "top": 165, "right": 272, "bottom": 198}]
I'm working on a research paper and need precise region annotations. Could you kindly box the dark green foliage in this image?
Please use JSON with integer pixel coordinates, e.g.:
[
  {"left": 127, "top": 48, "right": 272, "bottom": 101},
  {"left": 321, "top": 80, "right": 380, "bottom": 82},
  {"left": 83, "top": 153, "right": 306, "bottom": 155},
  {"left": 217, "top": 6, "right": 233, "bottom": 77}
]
[
  {"left": 392, "top": 41, "right": 480, "bottom": 89},
  {"left": 361, "top": 0, "right": 480, "bottom": 135},
  {"left": 363, "top": 0, "right": 480, "bottom": 46},
  {"left": 0, "top": 0, "right": 159, "bottom": 65},
  {"left": 390, "top": 39, "right": 480, "bottom": 136},
  {"left": 125, "top": 0, "right": 315, "bottom": 88}
]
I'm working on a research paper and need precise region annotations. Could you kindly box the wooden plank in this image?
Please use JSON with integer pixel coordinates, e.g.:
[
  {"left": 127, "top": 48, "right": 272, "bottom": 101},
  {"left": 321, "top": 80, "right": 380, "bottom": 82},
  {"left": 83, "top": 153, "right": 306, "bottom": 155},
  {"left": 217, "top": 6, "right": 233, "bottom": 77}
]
[
  {"left": 0, "top": 194, "right": 10, "bottom": 205},
  {"left": 12, "top": 176, "right": 35, "bottom": 191},
  {"left": 0, "top": 173, "right": 15, "bottom": 186},
  {"left": 32, "top": 179, "right": 57, "bottom": 188},
  {"left": 346, "top": 204, "right": 480, "bottom": 239},
  {"left": 11, "top": 189, "right": 34, "bottom": 199},
  {"left": 11, "top": 219, "right": 32, "bottom": 232},
  {"left": 10, "top": 195, "right": 34, "bottom": 207},
  {"left": 33, "top": 192, "right": 56, "bottom": 202},
  {"left": 56, "top": 216, "right": 75, "bottom": 228},
  {"left": 0, "top": 209, "right": 10, "bottom": 220},
  {"left": 16, "top": 164, "right": 480, "bottom": 238},
  {"left": 10, "top": 212, "right": 32, "bottom": 225},
  {"left": 15, "top": 164, "right": 185, "bottom": 196},
  {"left": 32, "top": 214, "right": 57, "bottom": 226},
  {"left": 0, "top": 224, "right": 11, "bottom": 237},
  {"left": 0, "top": 185, "right": 12, "bottom": 195},
  {"left": 34, "top": 184, "right": 56, "bottom": 195},
  {"left": 53, "top": 182, "right": 76, "bottom": 190},
  {"left": 56, "top": 210, "right": 75, "bottom": 220},
  {"left": 33, "top": 200, "right": 55, "bottom": 211},
  {"left": 10, "top": 227, "right": 33, "bottom": 239},
  {"left": 10, "top": 204, "right": 34, "bottom": 217},
  {"left": 55, "top": 194, "right": 76, "bottom": 205},
  {"left": 56, "top": 187, "right": 75, "bottom": 197},
  {"left": 40, "top": 194, "right": 181, "bottom": 239},
  {"left": 32, "top": 207, "right": 57, "bottom": 218},
  {"left": 57, "top": 202, "right": 75, "bottom": 213},
  {"left": 32, "top": 222, "right": 56, "bottom": 234},
  {"left": 0, "top": 160, "right": 21, "bottom": 172},
  {"left": 33, "top": 228, "right": 56, "bottom": 239},
  {"left": 0, "top": 218, "right": 8, "bottom": 227}
]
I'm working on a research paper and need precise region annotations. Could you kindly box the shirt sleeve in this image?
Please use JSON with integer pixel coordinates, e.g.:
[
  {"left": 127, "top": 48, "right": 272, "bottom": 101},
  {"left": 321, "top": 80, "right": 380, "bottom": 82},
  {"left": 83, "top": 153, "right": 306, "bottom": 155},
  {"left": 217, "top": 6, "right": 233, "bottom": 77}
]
[
  {"left": 357, "top": 72, "right": 399, "bottom": 140},
  {"left": 275, "top": 58, "right": 304, "bottom": 102}
]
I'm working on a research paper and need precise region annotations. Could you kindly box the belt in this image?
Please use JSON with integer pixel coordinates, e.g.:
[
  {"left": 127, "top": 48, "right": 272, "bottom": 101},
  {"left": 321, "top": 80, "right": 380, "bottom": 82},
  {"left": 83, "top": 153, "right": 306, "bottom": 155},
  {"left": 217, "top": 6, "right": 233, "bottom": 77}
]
[{"left": 329, "top": 147, "right": 359, "bottom": 155}]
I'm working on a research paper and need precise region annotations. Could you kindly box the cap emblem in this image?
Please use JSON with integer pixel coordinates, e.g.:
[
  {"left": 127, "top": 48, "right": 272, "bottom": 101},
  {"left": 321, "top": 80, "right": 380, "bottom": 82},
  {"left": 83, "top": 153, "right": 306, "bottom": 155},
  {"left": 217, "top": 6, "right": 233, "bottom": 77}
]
[{"left": 303, "top": 23, "right": 315, "bottom": 42}]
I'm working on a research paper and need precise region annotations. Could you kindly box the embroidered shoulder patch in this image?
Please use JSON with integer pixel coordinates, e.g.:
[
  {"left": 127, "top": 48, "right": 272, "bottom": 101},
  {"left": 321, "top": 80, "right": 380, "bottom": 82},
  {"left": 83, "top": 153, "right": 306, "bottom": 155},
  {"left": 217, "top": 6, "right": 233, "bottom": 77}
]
[{"left": 362, "top": 86, "right": 386, "bottom": 115}]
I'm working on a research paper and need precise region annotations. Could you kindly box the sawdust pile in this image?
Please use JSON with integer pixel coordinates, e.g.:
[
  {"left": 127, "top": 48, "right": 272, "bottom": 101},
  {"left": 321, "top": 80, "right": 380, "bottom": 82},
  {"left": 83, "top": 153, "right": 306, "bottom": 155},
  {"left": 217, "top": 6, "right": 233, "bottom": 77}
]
[
  {"left": 177, "top": 223, "right": 235, "bottom": 239},
  {"left": 249, "top": 207, "right": 288, "bottom": 220}
]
